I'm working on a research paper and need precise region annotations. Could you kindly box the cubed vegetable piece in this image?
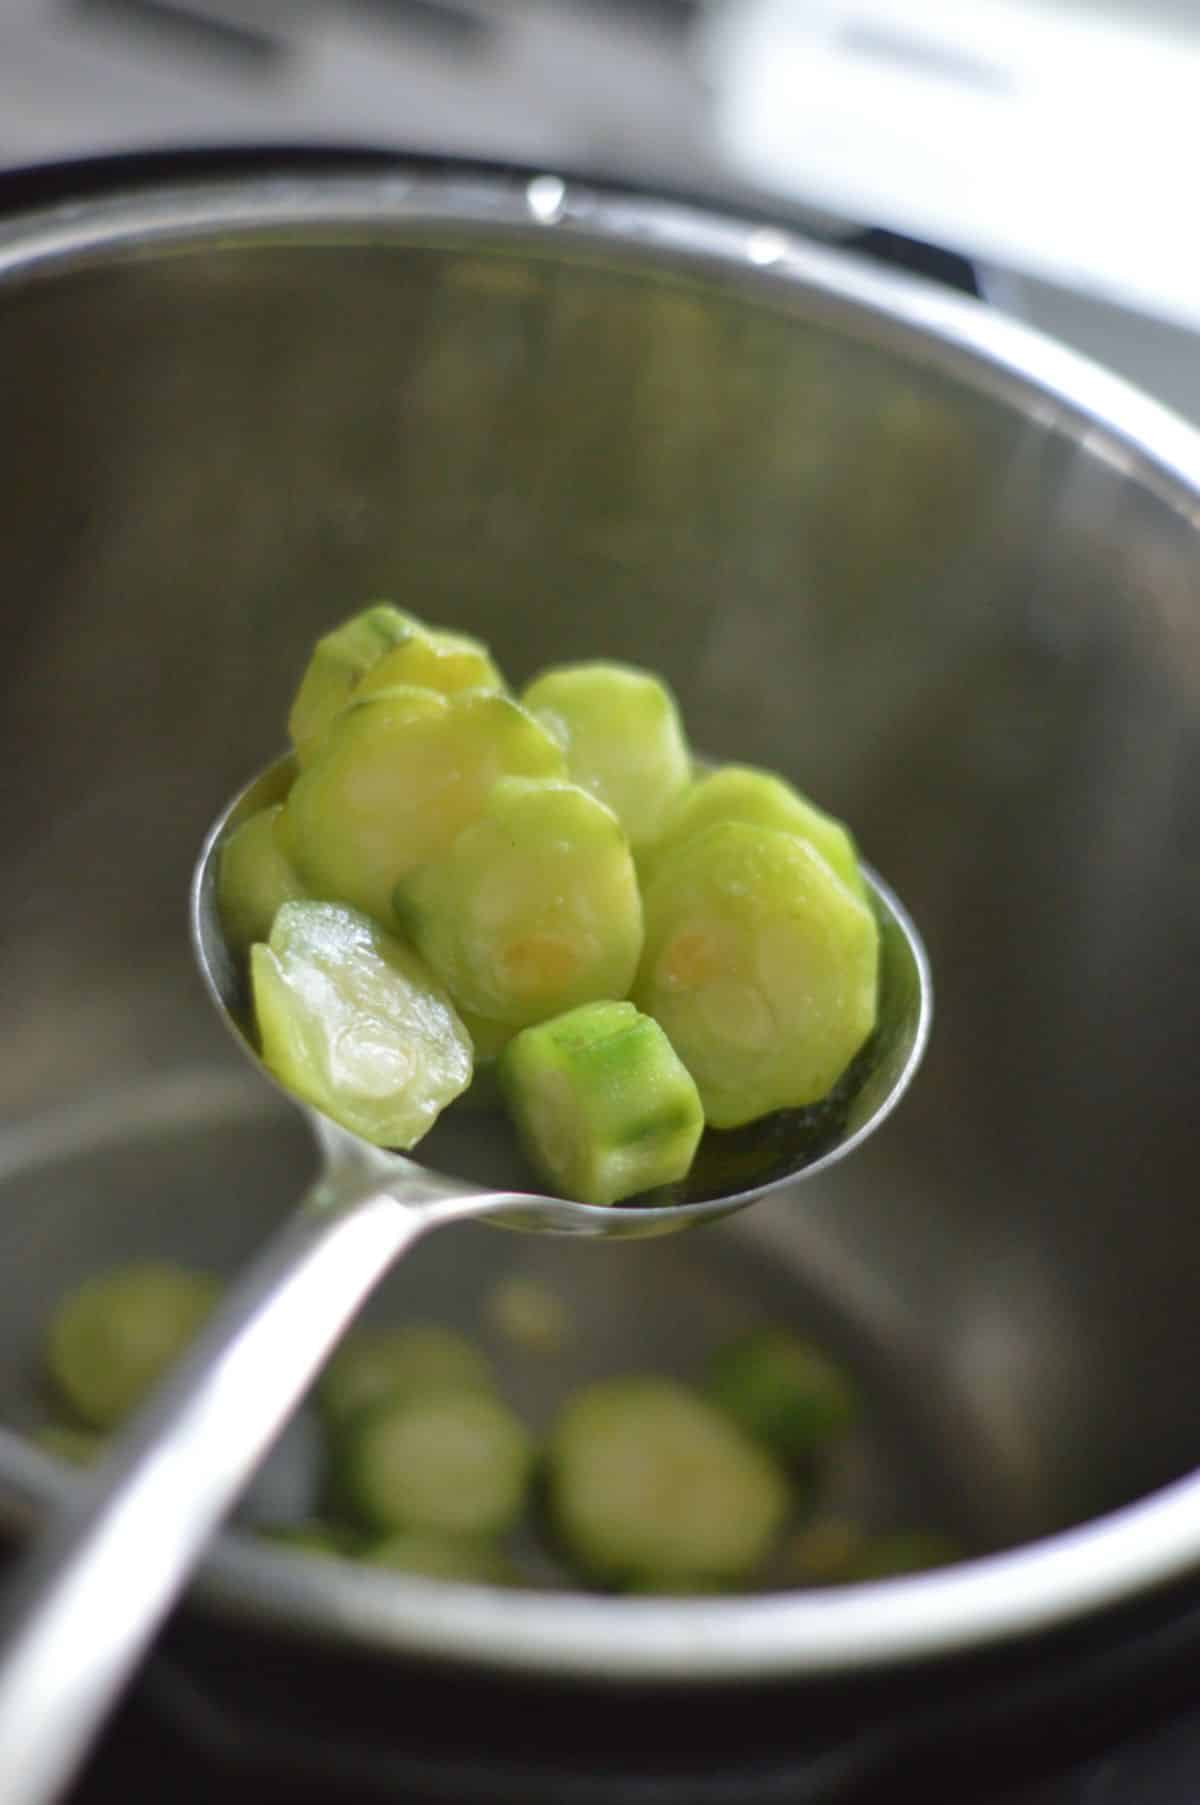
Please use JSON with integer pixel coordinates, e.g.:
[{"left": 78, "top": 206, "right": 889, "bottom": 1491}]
[
  {"left": 250, "top": 900, "right": 472, "bottom": 1148},
  {"left": 521, "top": 662, "right": 691, "bottom": 851},
  {"left": 355, "top": 619, "right": 504, "bottom": 704},
  {"left": 634, "top": 822, "right": 879, "bottom": 1129},
  {"left": 706, "top": 1328, "right": 859, "bottom": 1464},
  {"left": 499, "top": 1000, "right": 704, "bottom": 1206},
  {"left": 643, "top": 765, "right": 866, "bottom": 900},
  {"left": 396, "top": 778, "right": 643, "bottom": 1029},
  {"left": 318, "top": 1322, "right": 495, "bottom": 1425},
  {"left": 46, "top": 1262, "right": 220, "bottom": 1431},
  {"left": 363, "top": 1531, "right": 519, "bottom": 1585},
  {"left": 545, "top": 1376, "right": 790, "bottom": 1589},
  {"left": 287, "top": 602, "right": 414, "bottom": 765},
  {"left": 336, "top": 1390, "right": 535, "bottom": 1538},
  {"left": 279, "top": 687, "right": 566, "bottom": 928},
  {"left": 216, "top": 803, "right": 306, "bottom": 953}
]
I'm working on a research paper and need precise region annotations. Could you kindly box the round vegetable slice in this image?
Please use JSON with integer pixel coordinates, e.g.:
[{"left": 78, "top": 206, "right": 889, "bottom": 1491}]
[
  {"left": 499, "top": 1000, "right": 704, "bottom": 1206},
  {"left": 545, "top": 1376, "right": 790, "bottom": 1588},
  {"left": 216, "top": 802, "right": 306, "bottom": 953},
  {"left": 396, "top": 777, "right": 643, "bottom": 1029},
  {"left": 46, "top": 1262, "right": 220, "bottom": 1431},
  {"left": 318, "top": 1322, "right": 495, "bottom": 1425},
  {"left": 706, "top": 1327, "right": 859, "bottom": 1464},
  {"left": 363, "top": 1531, "right": 519, "bottom": 1585},
  {"left": 250, "top": 899, "right": 472, "bottom": 1149},
  {"left": 337, "top": 1389, "right": 535, "bottom": 1538},
  {"left": 634, "top": 821, "right": 879, "bottom": 1128},
  {"left": 287, "top": 602, "right": 414, "bottom": 765},
  {"left": 643, "top": 764, "right": 866, "bottom": 899},
  {"left": 521, "top": 661, "right": 691, "bottom": 851},
  {"left": 279, "top": 686, "right": 566, "bottom": 929},
  {"left": 355, "top": 619, "right": 504, "bottom": 704}
]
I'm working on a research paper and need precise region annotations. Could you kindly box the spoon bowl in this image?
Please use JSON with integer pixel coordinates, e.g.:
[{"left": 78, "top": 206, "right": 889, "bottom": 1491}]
[
  {"left": 198, "top": 753, "right": 932, "bottom": 1233},
  {"left": 0, "top": 750, "right": 929, "bottom": 1805}
]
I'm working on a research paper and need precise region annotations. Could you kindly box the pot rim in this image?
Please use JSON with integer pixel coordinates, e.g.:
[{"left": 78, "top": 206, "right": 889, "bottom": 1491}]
[{"left": 3, "top": 159, "right": 1200, "bottom": 1684}]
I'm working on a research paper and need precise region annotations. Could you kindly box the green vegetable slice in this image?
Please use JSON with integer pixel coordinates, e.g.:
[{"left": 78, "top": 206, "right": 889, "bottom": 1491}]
[
  {"left": 250, "top": 900, "right": 472, "bottom": 1148},
  {"left": 499, "top": 1000, "right": 704, "bottom": 1206},
  {"left": 46, "top": 1262, "right": 220, "bottom": 1431},
  {"left": 363, "top": 1531, "right": 519, "bottom": 1585},
  {"left": 634, "top": 821, "right": 879, "bottom": 1128},
  {"left": 337, "top": 1389, "right": 535, "bottom": 1538},
  {"left": 643, "top": 764, "right": 866, "bottom": 899},
  {"left": 318, "top": 1322, "right": 495, "bottom": 1425},
  {"left": 706, "top": 1327, "right": 859, "bottom": 1464},
  {"left": 355, "top": 619, "right": 504, "bottom": 705},
  {"left": 287, "top": 602, "right": 414, "bottom": 765},
  {"left": 216, "top": 802, "right": 306, "bottom": 953},
  {"left": 396, "top": 777, "right": 643, "bottom": 1029},
  {"left": 521, "top": 662, "right": 691, "bottom": 851},
  {"left": 278, "top": 686, "right": 566, "bottom": 928},
  {"left": 545, "top": 1376, "right": 790, "bottom": 1588}
]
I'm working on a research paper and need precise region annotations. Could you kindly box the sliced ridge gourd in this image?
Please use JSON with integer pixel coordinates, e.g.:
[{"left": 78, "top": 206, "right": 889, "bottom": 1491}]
[
  {"left": 642, "top": 764, "right": 867, "bottom": 900},
  {"left": 498, "top": 1000, "right": 704, "bottom": 1206},
  {"left": 545, "top": 1376, "right": 790, "bottom": 1590},
  {"left": 634, "top": 821, "right": 879, "bottom": 1129},
  {"left": 278, "top": 686, "right": 566, "bottom": 929},
  {"left": 355, "top": 619, "right": 504, "bottom": 705},
  {"left": 287, "top": 602, "right": 415, "bottom": 766},
  {"left": 47, "top": 1262, "right": 220, "bottom": 1431},
  {"left": 336, "top": 1388, "right": 535, "bottom": 1538},
  {"left": 216, "top": 802, "right": 307, "bottom": 953},
  {"left": 250, "top": 899, "right": 472, "bottom": 1148},
  {"left": 318, "top": 1322, "right": 496, "bottom": 1425},
  {"left": 363, "top": 1531, "right": 519, "bottom": 1586},
  {"left": 706, "top": 1327, "right": 860, "bottom": 1465},
  {"left": 521, "top": 661, "right": 691, "bottom": 851},
  {"left": 395, "top": 777, "right": 643, "bottom": 1030}
]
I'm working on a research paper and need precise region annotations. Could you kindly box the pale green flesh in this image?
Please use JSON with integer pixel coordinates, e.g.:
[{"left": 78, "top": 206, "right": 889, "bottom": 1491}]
[
  {"left": 396, "top": 777, "right": 643, "bottom": 1029},
  {"left": 643, "top": 764, "right": 866, "bottom": 900},
  {"left": 355, "top": 623, "right": 504, "bottom": 704},
  {"left": 363, "top": 1532, "right": 518, "bottom": 1585},
  {"left": 634, "top": 821, "right": 879, "bottom": 1129},
  {"left": 339, "top": 1390, "right": 535, "bottom": 1538},
  {"left": 521, "top": 661, "right": 691, "bottom": 851},
  {"left": 216, "top": 803, "right": 306, "bottom": 953},
  {"left": 499, "top": 1000, "right": 705, "bottom": 1206},
  {"left": 47, "top": 1263, "right": 219, "bottom": 1431},
  {"left": 546, "top": 1376, "right": 790, "bottom": 1587},
  {"left": 251, "top": 900, "right": 472, "bottom": 1149},
  {"left": 279, "top": 688, "right": 566, "bottom": 929}
]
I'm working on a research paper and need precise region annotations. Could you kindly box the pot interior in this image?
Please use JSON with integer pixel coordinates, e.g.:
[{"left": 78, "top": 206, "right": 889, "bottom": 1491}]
[{"left": 1, "top": 172, "right": 1199, "bottom": 1663}]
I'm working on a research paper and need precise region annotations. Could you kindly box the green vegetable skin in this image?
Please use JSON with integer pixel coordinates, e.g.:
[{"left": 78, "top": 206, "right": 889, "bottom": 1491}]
[
  {"left": 546, "top": 1376, "right": 790, "bottom": 1589},
  {"left": 337, "top": 1389, "right": 535, "bottom": 1538},
  {"left": 500, "top": 1001, "right": 704, "bottom": 1206},
  {"left": 287, "top": 602, "right": 413, "bottom": 766},
  {"left": 251, "top": 900, "right": 472, "bottom": 1148},
  {"left": 521, "top": 662, "right": 691, "bottom": 851},
  {"left": 279, "top": 686, "right": 566, "bottom": 928},
  {"left": 396, "top": 778, "right": 643, "bottom": 1029},
  {"left": 47, "top": 1263, "right": 219, "bottom": 1431},
  {"left": 635, "top": 821, "right": 879, "bottom": 1129}
]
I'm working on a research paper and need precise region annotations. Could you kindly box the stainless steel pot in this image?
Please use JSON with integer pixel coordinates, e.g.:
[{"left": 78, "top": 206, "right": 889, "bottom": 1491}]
[{"left": 1, "top": 156, "right": 1199, "bottom": 1794}]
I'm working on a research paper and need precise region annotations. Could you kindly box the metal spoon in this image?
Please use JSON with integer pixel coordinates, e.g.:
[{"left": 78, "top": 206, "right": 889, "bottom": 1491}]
[{"left": 0, "top": 753, "right": 931, "bottom": 1805}]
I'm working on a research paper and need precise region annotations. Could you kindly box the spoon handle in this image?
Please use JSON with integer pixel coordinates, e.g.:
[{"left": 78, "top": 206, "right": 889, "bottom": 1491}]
[{"left": 0, "top": 1160, "right": 485, "bottom": 1805}]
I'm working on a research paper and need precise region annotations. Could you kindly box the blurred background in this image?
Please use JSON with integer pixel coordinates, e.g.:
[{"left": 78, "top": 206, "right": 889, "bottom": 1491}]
[{"left": 5, "top": 0, "right": 1200, "bottom": 421}]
